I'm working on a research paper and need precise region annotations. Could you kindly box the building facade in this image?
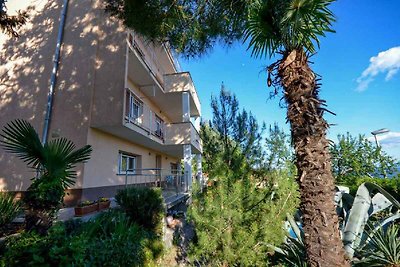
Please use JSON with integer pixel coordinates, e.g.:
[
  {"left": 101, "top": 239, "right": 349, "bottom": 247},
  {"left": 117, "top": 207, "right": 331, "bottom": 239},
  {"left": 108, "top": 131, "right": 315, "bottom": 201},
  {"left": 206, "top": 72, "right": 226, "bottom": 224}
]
[{"left": 0, "top": 0, "right": 202, "bottom": 204}]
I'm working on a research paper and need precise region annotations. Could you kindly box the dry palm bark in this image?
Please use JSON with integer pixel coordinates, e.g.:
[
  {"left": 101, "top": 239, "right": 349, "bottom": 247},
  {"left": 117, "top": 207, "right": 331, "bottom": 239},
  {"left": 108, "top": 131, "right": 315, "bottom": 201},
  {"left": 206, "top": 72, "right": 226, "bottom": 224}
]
[{"left": 277, "top": 49, "right": 349, "bottom": 267}]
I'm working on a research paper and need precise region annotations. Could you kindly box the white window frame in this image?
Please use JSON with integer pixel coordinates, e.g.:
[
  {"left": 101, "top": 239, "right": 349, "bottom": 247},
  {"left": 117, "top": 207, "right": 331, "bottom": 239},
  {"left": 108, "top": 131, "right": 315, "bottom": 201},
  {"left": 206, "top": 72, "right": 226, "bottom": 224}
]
[
  {"left": 125, "top": 89, "right": 143, "bottom": 125},
  {"left": 154, "top": 114, "right": 164, "bottom": 139},
  {"left": 119, "top": 152, "right": 137, "bottom": 174}
]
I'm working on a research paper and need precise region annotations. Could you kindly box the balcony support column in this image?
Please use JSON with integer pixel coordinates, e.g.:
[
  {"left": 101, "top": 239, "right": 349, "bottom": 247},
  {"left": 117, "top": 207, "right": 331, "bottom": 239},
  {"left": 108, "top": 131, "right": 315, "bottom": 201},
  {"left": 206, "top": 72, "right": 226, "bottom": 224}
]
[
  {"left": 182, "top": 92, "right": 190, "bottom": 122},
  {"left": 196, "top": 154, "right": 203, "bottom": 190},
  {"left": 183, "top": 144, "right": 192, "bottom": 191}
]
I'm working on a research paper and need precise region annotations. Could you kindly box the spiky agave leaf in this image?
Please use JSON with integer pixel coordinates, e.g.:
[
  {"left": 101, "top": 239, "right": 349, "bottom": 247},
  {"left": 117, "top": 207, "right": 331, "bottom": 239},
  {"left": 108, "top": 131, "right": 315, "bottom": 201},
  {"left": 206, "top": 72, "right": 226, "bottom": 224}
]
[
  {"left": 355, "top": 224, "right": 400, "bottom": 266},
  {"left": 272, "top": 236, "right": 307, "bottom": 267},
  {"left": 343, "top": 182, "right": 400, "bottom": 258}
]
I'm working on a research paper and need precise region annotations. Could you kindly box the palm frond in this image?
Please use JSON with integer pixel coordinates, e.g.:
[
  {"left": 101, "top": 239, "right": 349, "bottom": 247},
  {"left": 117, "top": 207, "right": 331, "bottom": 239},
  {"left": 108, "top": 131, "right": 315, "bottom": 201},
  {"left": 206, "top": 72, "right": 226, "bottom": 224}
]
[
  {"left": 64, "top": 144, "right": 92, "bottom": 166},
  {"left": 245, "top": 0, "right": 336, "bottom": 58},
  {"left": 0, "top": 119, "right": 44, "bottom": 168},
  {"left": 42, "top": 139, "right": 92, "bottom": 189}
]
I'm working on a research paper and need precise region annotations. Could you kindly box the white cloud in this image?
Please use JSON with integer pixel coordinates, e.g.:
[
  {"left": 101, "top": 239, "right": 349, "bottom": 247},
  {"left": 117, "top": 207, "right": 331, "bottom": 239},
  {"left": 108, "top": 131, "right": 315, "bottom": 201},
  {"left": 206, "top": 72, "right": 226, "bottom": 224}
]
[{"left": 356, "top": 46, "right": 400, "bottom": 91}]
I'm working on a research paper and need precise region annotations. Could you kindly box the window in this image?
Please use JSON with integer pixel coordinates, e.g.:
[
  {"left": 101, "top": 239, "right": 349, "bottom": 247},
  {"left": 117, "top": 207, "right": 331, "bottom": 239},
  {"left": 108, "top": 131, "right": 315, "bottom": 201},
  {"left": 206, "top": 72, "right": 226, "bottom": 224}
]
[
  {"left": 154, "top": 115, "right": 164, "bottom": 139},
  {"left": 119, "top": 153, "right": 136, "bottom": 174},
  {"left": 125, "top": 90, "right": 143, "bottom": 125},
  {"left": 170, "top": 163, "right": 178, "bottom": 174}
]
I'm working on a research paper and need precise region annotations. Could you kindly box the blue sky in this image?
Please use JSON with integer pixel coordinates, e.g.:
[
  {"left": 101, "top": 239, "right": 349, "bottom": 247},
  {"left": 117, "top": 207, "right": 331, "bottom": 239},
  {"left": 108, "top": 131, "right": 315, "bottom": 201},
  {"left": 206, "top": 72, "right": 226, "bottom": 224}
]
[{"left": 179, "top": 0, "right": 400, "bottom": 159}]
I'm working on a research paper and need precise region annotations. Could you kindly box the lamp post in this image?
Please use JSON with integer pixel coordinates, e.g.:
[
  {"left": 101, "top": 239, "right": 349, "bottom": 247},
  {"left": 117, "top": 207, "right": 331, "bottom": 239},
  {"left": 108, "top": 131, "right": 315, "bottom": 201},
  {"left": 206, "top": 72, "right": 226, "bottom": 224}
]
[
  {"left": 371, "top": 128, "right": 390, "bottom": 147},
  {"left": 371, "top": 128, "right": 390, "bottom": 178}
]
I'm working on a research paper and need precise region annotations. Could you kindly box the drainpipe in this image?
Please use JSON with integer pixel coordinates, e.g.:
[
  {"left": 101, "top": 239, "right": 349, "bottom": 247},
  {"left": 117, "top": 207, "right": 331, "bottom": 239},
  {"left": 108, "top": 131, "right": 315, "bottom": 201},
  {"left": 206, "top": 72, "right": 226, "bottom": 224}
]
[{"left": 41, "top": 0, "right": 69, "bottom": 144}]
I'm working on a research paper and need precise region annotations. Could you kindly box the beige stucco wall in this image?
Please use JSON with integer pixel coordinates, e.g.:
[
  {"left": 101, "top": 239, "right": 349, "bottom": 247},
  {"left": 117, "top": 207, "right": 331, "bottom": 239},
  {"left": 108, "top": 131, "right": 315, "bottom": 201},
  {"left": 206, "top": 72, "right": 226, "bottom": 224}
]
[
  {"left": 83, "top": 128, "right": 180, "bottom": 188},
  {"left": 0, "top": 1, "right": 61, "bottom": 191},
  {"left": 0, "top": 0, "right": 126, "bottom": 191},
  {"left": 0, "top": 1, "right": 198, "bottom": 194}
]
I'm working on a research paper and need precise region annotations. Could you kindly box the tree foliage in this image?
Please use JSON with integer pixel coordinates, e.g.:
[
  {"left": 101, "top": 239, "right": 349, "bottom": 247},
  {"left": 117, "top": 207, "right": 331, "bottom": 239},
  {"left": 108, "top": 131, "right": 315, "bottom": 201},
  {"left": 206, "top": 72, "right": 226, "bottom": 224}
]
[
  {"left": 201, "top": 85, "right": 265, "bottom": 179},
  {"left": 264, "top": 123, "right": 293, "bottom": 171},
  {"left": 104, "top": 0, "right": 250, "bottom": 57},
  {"left": 330, "top": 133, "right": 398, "bottom": 183},
  {"left": 190, "top": 86, "right": 299, "bottom": 265},
  {"left": 244, "top": 0, "right": 335, "bottom": 57},
  {"left": 0, "top": 1, "right": 28, "bottom": 37},
  {"left": 188, "top": 170, "right": 299, "bottom": 266}
]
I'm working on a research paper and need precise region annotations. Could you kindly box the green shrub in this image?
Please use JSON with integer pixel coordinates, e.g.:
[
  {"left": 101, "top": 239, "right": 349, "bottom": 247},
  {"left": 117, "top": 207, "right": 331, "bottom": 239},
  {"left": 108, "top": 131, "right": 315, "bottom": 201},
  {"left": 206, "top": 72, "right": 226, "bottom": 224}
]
[
  {"left": 0, "top": 210, "right": 163, "bottom": 267},
  {"left": 188, "top": 170, "right": 299, "bottom": 266},
  {"left": 0, "top": 193, "right": 21, "bottom": 228},
  {"left": 343, "top": 176, "right": 400, "bottom": 201},
  {"left": 115, "top": 187, "right": 165, "bottom": 232}
]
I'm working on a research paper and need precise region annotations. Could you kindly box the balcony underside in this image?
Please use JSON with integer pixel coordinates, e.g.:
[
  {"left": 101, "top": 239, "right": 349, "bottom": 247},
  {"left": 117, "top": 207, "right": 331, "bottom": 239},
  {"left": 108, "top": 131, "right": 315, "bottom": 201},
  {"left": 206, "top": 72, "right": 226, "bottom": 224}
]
[
  {"left": 93, "top": 124, "right": 202, "bottom": 159},
  {"left": 127, "top": 48, "right": 200, "bottom": 122}
]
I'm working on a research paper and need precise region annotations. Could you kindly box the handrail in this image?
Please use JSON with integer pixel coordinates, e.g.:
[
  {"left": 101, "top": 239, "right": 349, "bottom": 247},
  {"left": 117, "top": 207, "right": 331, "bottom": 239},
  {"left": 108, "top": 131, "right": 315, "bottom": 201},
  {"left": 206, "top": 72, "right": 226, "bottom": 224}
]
[{"left": 123, "top": 168, "right": 188, "bottom": 194}]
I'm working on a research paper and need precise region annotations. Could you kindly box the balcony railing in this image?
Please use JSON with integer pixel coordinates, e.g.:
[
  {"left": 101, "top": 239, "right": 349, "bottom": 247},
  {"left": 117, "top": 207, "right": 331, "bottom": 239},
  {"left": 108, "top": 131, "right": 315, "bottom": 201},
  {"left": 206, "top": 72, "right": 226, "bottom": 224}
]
[
  {"left": 125, "top": 90, "right": 166, "bottom": 141},
  {"left": 121, "top": 169, "right": 188, "bottom": 197}
]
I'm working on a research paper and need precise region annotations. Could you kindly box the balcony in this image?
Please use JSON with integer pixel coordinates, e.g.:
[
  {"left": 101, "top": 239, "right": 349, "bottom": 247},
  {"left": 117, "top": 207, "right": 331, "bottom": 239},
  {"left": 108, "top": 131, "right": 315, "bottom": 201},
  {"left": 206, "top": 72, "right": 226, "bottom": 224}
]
[
  {"left": 126, "top": 32, "right": 201, "bottom": 122},
  {"left": 165, "top": 122, "right": 202, "bottom": 154},
  {"left": 119, "top": 90, "right": 201, "bottom": 156}
]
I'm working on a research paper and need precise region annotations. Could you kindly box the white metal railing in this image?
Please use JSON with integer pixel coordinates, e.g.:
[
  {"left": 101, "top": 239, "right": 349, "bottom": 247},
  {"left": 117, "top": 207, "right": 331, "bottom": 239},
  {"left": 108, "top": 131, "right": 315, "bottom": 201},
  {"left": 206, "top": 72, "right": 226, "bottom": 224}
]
[
  {"left": 125, "top": 89, "right": 166, "bottom": 141},
  {"left": 121, "top": 168, "right": 188, "bottom": 194}
]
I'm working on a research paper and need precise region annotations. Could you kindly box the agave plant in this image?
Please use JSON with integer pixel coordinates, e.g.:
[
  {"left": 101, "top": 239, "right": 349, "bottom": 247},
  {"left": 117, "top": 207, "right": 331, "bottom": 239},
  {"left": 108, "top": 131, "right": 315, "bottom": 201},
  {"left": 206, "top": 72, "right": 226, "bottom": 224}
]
[
  {"left": 274, "top": 182, "right": 400, "bottom": 265},
  {"left": 354, "top": 224, "right": 400, "bottom": 267},
  {"left": 272, "top": 213, "right": 308, "bottom": 267},
  {"left": 0, "top": 192, "right": 21, "bottom": 228},
  {"left": 0, "top": 119, "right": 92, "bottom": 234},
  {"left": 337, "top": 182, "right": 400, "bottom": 259}
]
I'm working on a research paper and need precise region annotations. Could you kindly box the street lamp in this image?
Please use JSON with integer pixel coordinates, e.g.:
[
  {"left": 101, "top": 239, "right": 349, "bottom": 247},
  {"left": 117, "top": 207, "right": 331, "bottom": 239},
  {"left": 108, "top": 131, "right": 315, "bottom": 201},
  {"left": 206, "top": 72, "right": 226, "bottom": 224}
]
[{"left": 371, "top": 128, "right": 390, "bottom": 147}]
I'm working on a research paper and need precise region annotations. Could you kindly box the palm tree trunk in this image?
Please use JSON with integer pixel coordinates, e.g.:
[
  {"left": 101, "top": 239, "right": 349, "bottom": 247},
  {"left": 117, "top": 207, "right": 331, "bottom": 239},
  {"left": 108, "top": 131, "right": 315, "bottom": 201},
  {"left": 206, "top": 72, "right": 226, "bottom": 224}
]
[{"left": 278, "top": 49, "right": 349, "bottom": 267}]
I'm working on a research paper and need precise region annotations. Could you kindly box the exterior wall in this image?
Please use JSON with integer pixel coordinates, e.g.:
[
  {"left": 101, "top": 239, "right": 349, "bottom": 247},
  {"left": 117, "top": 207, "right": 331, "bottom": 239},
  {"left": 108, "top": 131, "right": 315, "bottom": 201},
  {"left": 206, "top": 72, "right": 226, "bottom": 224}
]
[
  {"left": 0, "top": 0, "right": 126, "bottom": 191},
  {"left": 89, "top": 3, "right": 126, "bottom": 129},
  {"left": 83, "top": 128, "right": 179, "bottom": 188},
  {"left": 0, "top": 1, "right": 62, "bottom": 191},
  {"left": 0, "top": 1, "right": 200, "bottom": 200}
]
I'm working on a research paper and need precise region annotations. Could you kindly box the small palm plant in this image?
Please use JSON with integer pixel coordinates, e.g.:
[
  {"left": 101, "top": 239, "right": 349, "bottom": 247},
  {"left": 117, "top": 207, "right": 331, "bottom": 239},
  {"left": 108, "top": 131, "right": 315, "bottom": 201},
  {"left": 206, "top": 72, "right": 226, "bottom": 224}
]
[{"left": 0, "top": 119, "right": 92, "bottom": 234}]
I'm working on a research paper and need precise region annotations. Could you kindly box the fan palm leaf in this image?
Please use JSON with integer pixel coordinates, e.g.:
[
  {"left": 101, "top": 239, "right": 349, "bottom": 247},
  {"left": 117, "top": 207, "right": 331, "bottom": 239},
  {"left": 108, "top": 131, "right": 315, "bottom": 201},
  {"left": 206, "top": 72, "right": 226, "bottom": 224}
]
[
  {"left": 244, "top": 0, "right": 335, "bottom": 57},
  {"left": 1, "top": 119, "right": 92, "bottom": 233},
  {"left": 0, "top": 119, "right": 44, "bottom": 168}
]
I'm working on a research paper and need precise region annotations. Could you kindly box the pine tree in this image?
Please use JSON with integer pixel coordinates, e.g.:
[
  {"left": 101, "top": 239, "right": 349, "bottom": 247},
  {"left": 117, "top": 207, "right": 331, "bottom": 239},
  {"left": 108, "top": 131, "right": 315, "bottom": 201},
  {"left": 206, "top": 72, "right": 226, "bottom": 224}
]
[
  {"left": 0, "top": 0, "right": 27, "bottom": 37},
  {"left": 188, "top": 170, "right": 299, "bottom": 266}
]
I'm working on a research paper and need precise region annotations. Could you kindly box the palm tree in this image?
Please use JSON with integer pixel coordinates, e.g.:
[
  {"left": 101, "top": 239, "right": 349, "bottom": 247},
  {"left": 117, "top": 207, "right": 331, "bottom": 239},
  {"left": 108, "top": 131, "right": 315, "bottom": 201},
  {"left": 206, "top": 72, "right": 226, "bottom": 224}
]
[
  {"left": 244, "top": 0, "right": 348, "bottom": 265},
  {"left": 105, "top": 0, "right": 348, "bottom": 265},
  {"left": 0, "top": 119, "right": 92, "bottom": 234}
]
